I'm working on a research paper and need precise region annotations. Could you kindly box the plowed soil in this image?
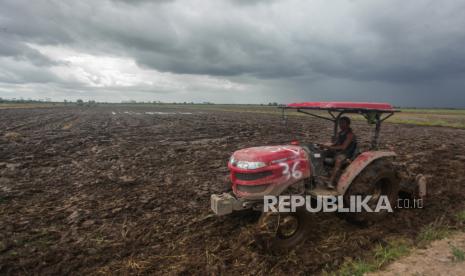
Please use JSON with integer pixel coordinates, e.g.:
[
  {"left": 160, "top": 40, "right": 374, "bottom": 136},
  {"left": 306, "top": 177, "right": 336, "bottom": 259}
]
[{"left": 1, "top": 106, "right": 465, "bottom": 275}]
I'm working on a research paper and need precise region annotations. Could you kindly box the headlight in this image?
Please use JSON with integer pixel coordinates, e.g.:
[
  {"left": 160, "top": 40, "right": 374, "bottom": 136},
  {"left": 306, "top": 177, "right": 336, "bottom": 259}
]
[{"left": 236, "top": 161, "right": 266, "bottom": 170}]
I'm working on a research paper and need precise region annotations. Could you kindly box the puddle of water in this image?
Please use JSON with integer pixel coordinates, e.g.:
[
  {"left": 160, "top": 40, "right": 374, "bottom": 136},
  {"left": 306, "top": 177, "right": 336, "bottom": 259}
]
[
  {"left": 116, "top": 111, "right": 198, "bottom": 115},
  {"left": 144, "top": 111, "right": 196, "bottom": 115},
  {"left": 122, "top": 111, "right": 142, "bottom": 115},
  {"left": 145, "top": 112, "right": 176, "bottom": 115}
]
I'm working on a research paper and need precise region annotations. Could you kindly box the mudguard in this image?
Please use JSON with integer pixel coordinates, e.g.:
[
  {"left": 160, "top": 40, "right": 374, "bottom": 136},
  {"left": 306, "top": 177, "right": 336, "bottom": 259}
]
[{"left": 336, "top": 151, "right": 396, "bottom": 195}]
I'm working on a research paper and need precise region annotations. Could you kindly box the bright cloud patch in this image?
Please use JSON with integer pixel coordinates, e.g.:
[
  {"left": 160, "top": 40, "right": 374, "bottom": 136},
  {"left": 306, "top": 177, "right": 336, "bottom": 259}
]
[{"left": 31, "top": 44, "right": 247, "bottom": 93}]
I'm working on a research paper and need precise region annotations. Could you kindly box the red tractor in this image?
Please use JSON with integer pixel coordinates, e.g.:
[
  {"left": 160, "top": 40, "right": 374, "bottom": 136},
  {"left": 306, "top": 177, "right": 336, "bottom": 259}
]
[{"left": 211, "top": 102, "right": 426, "bottom": 252}]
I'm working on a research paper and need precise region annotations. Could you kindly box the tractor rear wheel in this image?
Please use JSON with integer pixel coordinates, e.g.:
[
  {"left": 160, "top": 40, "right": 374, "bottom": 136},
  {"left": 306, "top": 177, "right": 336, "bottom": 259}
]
[
  {"left": 255, "top": 208, "right": 311, "bottom": 253},
  {"left": 343, "top": 158, "right": 400, "bottom": 223}
]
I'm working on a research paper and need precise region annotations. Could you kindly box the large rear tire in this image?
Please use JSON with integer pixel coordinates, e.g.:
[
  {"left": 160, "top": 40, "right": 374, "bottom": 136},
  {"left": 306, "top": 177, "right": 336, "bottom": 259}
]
[
  {"left": 255, "top": 208, "right": 311, "bottom": 253},
  {"left": 343, "top": 158, "right": 399, "bottom": 223}
]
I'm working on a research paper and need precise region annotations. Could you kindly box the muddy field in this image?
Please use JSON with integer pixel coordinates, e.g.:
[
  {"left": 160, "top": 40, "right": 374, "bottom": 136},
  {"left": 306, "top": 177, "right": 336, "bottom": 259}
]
[{"left": 1, "top": 105, "right": 465, "bottom": 275}]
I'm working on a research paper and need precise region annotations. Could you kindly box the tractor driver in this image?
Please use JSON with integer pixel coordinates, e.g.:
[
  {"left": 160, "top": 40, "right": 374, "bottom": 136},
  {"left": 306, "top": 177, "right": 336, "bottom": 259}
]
[{"left": 322, "top": 116, "right": 357, "bottom": 189}]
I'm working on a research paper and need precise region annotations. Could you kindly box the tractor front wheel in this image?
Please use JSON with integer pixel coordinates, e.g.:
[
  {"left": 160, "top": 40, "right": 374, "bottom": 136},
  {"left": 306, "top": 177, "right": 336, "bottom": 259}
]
[{"left": 255, "top": 208, "right": 311, "bottom": 253}]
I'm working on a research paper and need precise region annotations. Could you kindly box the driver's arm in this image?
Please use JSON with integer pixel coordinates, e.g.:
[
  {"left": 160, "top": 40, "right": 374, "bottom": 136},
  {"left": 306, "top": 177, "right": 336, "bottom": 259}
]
[
  {"left": 321, "top": 142, "right": 334, "bottom": 148},
  {"left": 329, "top": 132, "right": 354, "bottom": 151}
]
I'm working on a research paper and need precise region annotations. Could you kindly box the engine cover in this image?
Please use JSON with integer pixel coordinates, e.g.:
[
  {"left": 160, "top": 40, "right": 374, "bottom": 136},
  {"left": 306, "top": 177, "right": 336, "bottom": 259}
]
[{"left": 228, "top": 145, "right": 311, "bottom": 199}]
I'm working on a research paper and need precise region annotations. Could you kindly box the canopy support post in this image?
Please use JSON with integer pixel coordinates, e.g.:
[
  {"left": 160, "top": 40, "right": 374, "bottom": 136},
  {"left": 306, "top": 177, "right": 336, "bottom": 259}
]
[
  {"left": 333, "top": 112, "right": 344, "bottom": 143},
  {"left": 371, "top": 113, "right": 381, "bottom": 150}
]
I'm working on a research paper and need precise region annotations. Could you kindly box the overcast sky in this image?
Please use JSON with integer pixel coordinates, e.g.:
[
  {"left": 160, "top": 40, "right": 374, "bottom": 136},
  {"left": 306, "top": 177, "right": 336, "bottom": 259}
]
[{"left": 1, "top": 0, "right": 465, "bottom": 107}]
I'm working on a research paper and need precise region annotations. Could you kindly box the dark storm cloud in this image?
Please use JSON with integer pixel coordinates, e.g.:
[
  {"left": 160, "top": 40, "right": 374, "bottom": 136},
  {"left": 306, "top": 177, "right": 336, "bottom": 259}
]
[{"left": 0, "top": 0, "right": 465, "bottom": 106}]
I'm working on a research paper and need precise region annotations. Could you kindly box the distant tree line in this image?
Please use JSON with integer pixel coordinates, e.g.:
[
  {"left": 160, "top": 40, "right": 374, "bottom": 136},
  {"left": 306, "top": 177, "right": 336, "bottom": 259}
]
[
  {"left": 0, "top": 97, "right": 286, "bottom": 107},
  {"left": 0, "top": 97, "right": 53, "bottom": 103},
  {"left": 0, "top": 97, "right": 98, "bottom": 107},
  {"left": 0, "top": 97, "right": 217, "bottom": 105},
  {"left": 75, "top": 99, "right": 97, "bottom": 106}
]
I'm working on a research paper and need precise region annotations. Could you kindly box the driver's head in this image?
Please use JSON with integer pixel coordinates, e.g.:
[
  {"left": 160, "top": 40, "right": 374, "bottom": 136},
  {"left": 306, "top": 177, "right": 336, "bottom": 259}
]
[{"left": 339, "top": 116, "right": 351, "bottom": 131}]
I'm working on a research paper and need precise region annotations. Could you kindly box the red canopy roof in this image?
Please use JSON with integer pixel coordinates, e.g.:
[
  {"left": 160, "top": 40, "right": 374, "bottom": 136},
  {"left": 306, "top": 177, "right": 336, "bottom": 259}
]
[{"left": 286, "top": 101, "right": 395, "bottom": 112}]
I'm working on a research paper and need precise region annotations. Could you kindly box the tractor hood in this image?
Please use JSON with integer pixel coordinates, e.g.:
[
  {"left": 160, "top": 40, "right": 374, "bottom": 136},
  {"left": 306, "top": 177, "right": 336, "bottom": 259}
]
[{"left": 230, "top": 145, "right": 305, "bottom": 165}]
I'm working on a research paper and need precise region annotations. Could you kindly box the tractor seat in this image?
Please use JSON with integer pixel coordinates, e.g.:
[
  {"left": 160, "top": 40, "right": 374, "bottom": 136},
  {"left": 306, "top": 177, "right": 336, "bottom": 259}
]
[
  {"left": 323, "top": 157, "right": 336, "bottom": 166},
  {"left": 323, "top": 146, "right": 360, "bottom": 167},
  {"left": 323, "top": 156, "right": 353, "bottom": 167}
]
